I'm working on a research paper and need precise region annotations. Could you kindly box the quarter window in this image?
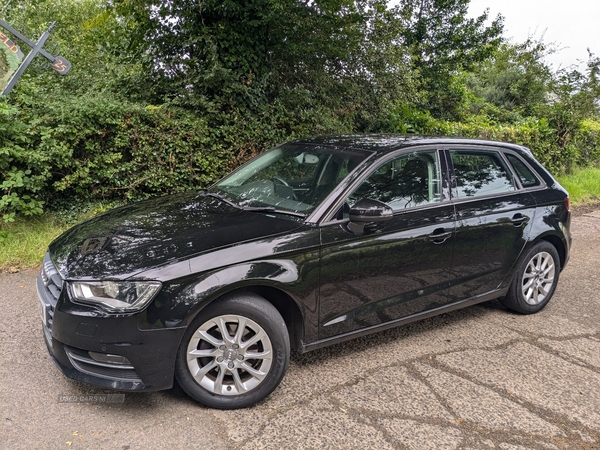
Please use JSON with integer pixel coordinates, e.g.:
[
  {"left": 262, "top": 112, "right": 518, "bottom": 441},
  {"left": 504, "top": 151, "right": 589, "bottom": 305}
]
[
  {"left": 450, "top": 150, "right": 515, "bottom": 199},
  {"left": 506, "top": 154, "right": 541, "bottom": 188},
  {"left": 348, "top": 150, "right": 441, "bottom": 210}
]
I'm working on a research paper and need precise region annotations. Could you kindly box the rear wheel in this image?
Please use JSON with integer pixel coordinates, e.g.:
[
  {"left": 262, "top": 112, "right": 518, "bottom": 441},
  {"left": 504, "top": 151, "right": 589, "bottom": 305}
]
[
  {"left": 501, "top": 241, "right": 560, "bottom": 314},
  {"left": 175, "top": 292, "right": 290, "bottom": 409}
]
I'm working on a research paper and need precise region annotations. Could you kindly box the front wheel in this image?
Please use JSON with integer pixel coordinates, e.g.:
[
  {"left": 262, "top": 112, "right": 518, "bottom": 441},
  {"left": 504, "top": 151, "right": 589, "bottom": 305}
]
[
  {"left": 501, "top": 241, "right": 560, "bottom": 314},
  {"left": 175, "top": 292, "right": 290, "bottom": 409}
]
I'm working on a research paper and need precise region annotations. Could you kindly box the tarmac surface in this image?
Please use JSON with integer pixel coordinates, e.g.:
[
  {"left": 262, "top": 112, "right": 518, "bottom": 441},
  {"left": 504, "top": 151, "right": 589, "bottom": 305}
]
[{"left": 1, "top": 208, "right": 599, "bottom": 449}]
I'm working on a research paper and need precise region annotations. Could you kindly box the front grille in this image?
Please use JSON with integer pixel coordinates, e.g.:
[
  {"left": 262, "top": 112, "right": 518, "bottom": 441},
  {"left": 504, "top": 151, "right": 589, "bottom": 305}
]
[
  {"left": 39, "top": 253, "right": 63, "bottom": 335},
  {"left": 64, "top": 346, "right": 142, "bottom": 382}
]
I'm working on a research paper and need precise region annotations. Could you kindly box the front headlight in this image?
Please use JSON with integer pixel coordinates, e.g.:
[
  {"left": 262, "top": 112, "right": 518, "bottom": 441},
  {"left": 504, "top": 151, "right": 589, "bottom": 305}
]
[{"left": 71, "top": 281, "right": 162, "bottom": 312}]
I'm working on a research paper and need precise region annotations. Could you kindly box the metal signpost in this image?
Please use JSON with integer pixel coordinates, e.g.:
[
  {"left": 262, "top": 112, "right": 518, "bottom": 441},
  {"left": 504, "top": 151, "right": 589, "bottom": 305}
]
[{"left": 0, "top": 19, "right": 71, "bottom": 95}]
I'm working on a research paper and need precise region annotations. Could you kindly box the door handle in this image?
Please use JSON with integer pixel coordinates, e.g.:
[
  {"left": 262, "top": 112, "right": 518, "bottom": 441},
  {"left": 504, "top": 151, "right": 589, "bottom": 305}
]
[
  {"left": 511, "top": 213, "right": 528, "bottom": 227},
  {"left": 429, "top": 228, "right": 452, "bottom": 244}
]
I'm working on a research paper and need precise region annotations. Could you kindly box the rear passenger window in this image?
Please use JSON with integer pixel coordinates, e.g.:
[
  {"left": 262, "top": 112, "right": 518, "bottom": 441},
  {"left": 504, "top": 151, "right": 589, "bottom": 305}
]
[
  {"left": 450, "top": 150, "right": 515, "bottom": 199},
  {"left": 506, "top": 154, "right": 541, "bottom": 188}
]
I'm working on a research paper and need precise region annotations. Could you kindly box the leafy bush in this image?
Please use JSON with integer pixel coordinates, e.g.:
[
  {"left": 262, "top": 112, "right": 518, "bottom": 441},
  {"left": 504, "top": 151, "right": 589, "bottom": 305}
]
[
  {"left": 440, "top": 116, "right": 570, "bottom": 173},
  {"left": 2, "top": 92, "right": 226, "bottom": 220},
  {"left": 382, "top": 105, "right": 444, "bottom": 135},
  {"left": 576, "top": 120, "right": 600, "bottom": 167},
  {"left": 0, "top": 102, "right": 46, "bottom": 222},
  {"left": 44, "top": 100, "right": 226, "bottom": 201}
]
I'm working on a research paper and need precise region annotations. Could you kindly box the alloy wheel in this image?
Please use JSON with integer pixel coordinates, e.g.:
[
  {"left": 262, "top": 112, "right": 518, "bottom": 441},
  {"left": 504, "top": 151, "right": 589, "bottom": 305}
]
[
  {"left": 521, "top": 251, "right": 556, "bottom": 305},
  {"left": 186, "top": 315, "right": 273, "bottom": 395}
]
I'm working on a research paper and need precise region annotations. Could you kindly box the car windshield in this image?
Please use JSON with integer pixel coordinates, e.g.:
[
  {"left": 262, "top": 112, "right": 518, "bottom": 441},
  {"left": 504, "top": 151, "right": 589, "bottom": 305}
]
[{"left": 209, "top": 143, "right": 371, "bottom": 216}]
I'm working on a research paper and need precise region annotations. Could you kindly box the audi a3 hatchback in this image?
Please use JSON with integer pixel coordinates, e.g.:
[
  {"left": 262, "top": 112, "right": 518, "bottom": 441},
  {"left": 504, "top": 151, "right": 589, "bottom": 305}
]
[{"left": 38, "top": 136, "right": 572, "bottom": 409}]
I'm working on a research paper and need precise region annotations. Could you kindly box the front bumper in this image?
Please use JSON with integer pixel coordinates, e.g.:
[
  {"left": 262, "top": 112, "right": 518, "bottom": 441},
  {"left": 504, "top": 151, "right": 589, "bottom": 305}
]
[
  {"left": 37, "top": 255, "right": 186, "bottom": 391},
  {"left": 41, "top": 321, "right": 184, "bottom": 392}
]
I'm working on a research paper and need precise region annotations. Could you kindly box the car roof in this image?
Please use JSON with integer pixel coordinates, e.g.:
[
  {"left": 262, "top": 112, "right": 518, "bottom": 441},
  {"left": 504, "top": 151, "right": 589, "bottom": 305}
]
[{"left": 293, "top": 134, "right": 533, "bottom": 156}]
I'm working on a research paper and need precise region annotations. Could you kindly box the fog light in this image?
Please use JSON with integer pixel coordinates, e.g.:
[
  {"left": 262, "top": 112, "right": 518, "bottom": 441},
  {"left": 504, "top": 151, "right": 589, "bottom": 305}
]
[{"left": 88, "top": 352, "right": 132, "bottom": 365}]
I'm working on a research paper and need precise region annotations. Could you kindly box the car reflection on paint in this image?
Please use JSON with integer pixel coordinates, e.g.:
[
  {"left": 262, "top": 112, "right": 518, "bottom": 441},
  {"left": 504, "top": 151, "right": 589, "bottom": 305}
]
[{"left": 37, "top": 135, "right": 571, "bottom": 409}]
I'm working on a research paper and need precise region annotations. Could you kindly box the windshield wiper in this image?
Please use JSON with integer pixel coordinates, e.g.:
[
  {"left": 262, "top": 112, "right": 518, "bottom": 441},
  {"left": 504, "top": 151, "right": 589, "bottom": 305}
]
[
  {"left": 200, "top": 191, "right": 243, "bottom": 210},
  {"left": 200, "top": 191, "right": 306, "bottom": 218},
  {"left": 241, "top": 206, "right": 307, "bottom": 218}
]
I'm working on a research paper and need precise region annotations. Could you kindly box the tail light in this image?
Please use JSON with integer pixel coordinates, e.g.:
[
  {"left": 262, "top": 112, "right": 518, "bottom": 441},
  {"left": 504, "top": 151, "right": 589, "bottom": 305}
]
[{"left": 564, "top": 196, "right": 571, "bottom": 212}]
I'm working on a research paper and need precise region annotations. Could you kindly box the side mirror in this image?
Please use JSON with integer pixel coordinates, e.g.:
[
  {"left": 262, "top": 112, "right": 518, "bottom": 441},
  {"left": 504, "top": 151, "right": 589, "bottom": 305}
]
[{"left": 347, "top": 198, "right": 393, "bottom": 233}]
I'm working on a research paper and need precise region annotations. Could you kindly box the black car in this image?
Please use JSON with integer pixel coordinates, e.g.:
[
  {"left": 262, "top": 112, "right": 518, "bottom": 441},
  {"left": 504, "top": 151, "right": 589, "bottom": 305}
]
[{"left": 38, "top": 136, "right": 571, "bottom": 409}]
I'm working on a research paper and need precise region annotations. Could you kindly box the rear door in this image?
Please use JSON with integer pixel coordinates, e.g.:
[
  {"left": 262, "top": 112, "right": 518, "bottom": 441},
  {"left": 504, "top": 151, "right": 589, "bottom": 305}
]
[{"left": 447, "top": 146, "right": 537, "bottom": 300}]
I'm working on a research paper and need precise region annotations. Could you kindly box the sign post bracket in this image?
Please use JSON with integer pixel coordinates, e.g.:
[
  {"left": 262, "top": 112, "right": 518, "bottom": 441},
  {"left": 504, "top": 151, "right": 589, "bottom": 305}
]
[{"left": 0, "top": 19, "right": 71, "bottom": 95}]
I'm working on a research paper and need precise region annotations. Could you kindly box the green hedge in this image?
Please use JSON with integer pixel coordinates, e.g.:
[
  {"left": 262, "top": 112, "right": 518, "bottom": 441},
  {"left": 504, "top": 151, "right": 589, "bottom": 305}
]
[
  {"left": 440, "top": 117, "right": 568, "bottom": 174},
  {"left": 575, "top": 120, "right": 600, "bottom": 167},
  {"left": 1, "top": 96, "right": 224, "bottom": 218}
]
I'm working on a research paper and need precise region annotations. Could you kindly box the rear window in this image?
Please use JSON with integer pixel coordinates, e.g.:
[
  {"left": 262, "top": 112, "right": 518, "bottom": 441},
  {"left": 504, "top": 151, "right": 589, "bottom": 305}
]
[
  {"left": 450, "top": 150, "right": 516, "bottom": 199},
  {"left": 506, "top": 154, "right": 541, "bottom": 188}
]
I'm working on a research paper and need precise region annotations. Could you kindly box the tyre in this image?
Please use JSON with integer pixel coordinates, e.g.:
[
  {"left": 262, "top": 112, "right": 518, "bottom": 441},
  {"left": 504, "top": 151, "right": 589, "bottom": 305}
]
[
  {"left": 175, "top": 292, "right": 290, "bottom": 409},
  {"left": 501, "top": 241, "right": 560, "bottom": 314}
]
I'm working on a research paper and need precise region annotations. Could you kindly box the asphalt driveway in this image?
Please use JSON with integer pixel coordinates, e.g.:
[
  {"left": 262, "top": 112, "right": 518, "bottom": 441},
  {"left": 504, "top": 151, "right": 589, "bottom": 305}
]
[{"left": 1, "top": 209, "right": 599, "bottom": 449}]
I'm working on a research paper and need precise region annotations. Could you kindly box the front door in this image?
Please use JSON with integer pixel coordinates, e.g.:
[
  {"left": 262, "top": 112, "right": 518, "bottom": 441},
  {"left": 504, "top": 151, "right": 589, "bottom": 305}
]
[{"left": 318, "top": 149, "right": 456, "bottom": 339}]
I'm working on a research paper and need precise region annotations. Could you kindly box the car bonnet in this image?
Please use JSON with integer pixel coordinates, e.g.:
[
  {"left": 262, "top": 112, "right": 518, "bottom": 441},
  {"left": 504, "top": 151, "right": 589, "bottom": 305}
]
[{"left": 48, "top": 191, "right": 304, "bottom": 280}]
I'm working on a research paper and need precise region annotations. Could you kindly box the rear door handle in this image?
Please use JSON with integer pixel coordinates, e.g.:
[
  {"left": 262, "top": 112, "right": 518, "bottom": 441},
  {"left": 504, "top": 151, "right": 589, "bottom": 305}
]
[
  {"left": 511, "top": 213, "right": 528, "bottom": 227},
  {"left": 429, "top": 228, "right": 452, "bottom": 244}
]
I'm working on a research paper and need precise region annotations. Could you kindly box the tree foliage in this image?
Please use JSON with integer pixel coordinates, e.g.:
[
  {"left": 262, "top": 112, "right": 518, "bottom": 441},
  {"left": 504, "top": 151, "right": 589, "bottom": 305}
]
[
  {"left": 396, "top": 0, "right": 503, "bottom": 118},
  {"left": 110, "top": 0, "right": 419, "bottom": 131},
  {"left": 541, "top": 53, "right": 600, "bottom": 160},
  {"left": 468, "top": 39, "right": 553, "bottom": 118},
  {"left": 1, "top": 0, "right": 120, "bottom": 93}
]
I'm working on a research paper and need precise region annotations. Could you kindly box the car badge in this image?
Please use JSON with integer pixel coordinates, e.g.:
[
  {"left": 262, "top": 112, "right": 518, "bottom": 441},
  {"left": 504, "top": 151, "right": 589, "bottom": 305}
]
[{"left": 80, "top": 236, "right": 108, "bottom": 255}]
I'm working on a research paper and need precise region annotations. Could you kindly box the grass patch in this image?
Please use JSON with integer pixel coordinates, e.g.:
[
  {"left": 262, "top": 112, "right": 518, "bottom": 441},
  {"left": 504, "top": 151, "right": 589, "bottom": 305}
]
[
  {"left": 0, "top": 201, "right": 124, "bottom": 272},
  {"left": 0, "top": 215, "right": 69, "bottom": 272},
  {"left": 557, "top": 167, "right": 600, "bottom": 206}
]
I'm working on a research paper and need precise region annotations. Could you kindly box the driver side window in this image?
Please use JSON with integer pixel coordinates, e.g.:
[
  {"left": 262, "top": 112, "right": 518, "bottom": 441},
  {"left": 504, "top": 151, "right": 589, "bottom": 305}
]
[{"left": 348, "top": 150, "right": 442, "bottom": 210}]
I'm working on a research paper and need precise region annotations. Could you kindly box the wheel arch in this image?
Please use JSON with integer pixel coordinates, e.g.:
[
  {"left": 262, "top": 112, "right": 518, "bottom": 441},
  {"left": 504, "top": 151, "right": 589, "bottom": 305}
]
[
  {"left": 498, "top": 231, "right": 567, "bottom": 291},
  {"left": 179, "top": 279, "right": 304, "bottom": 349},
  {"left": 539, "top": 234, "right": 567, "bottom": 270},
  {"left": 237, "top": 285, "right": 304, "bottom": 352}
]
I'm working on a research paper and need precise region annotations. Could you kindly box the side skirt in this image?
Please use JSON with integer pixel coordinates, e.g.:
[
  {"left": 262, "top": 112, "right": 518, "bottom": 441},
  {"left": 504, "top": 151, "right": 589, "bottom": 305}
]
[{"left": 299, "top": 288, "right": 509, "bottom": 354}]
